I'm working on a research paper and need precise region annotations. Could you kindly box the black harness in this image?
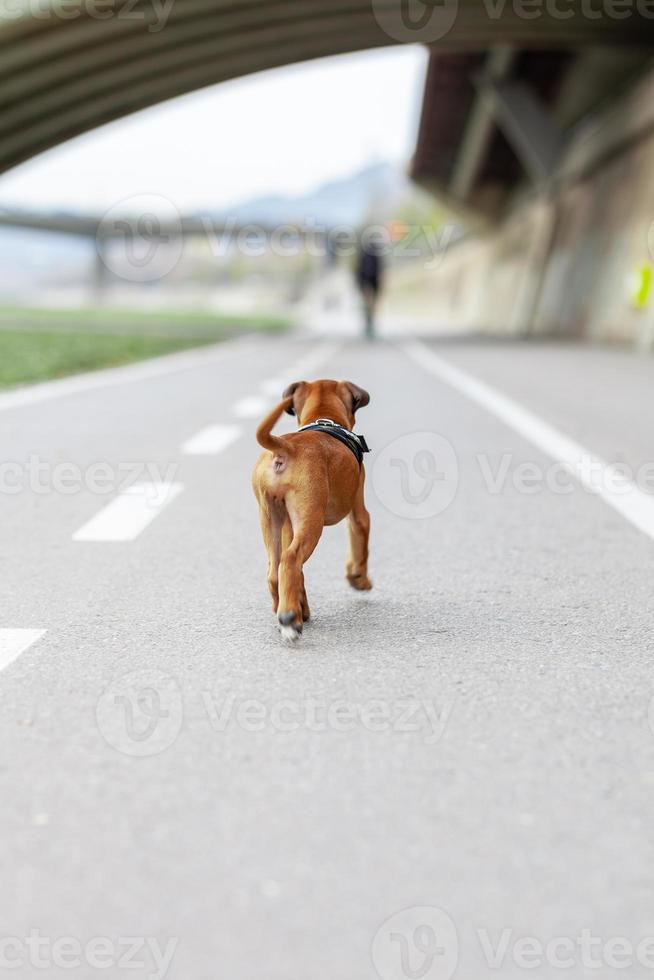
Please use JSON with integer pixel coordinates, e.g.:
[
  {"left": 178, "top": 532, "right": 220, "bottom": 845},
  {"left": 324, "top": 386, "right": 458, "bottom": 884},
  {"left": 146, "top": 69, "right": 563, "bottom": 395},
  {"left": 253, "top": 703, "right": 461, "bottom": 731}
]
[{"left": 298, "top": 418, "right": 371, "bottom": 467}]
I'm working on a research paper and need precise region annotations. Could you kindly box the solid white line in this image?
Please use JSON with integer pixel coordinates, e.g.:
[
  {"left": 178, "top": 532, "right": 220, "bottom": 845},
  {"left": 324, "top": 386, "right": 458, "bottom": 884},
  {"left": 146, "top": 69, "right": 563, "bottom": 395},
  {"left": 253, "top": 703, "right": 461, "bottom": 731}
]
[
  {"left": 181, "top": 423, "right": 241, "bottom": 455},
  {"left": 73, "top": 482, "right": 184, "bottom": 542},
  {"left": 0, "top": 339, "right": 246, "bottom": 413},
  {"left": 403, "top": 340, "right": 654, "bottom": 542},
  {"left": 233, "top": 395, "right": 270, "bottom": 419},
  {"left": 0, "top": 629, "right": 46, "bottom": 672}
]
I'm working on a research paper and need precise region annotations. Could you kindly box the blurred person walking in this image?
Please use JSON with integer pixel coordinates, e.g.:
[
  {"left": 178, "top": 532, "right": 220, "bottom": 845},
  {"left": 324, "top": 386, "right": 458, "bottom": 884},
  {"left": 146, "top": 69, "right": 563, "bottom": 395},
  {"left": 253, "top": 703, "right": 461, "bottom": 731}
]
[{"left": 356, "top": 238, "right": 383, "bottom": 340}]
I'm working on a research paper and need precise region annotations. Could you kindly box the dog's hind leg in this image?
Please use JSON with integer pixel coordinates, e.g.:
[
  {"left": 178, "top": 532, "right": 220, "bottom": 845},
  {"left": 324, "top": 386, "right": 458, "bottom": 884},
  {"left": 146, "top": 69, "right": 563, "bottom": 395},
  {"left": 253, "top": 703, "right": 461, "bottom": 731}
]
[
  {"left": 346, "top": 476, "right": 372, "bottom": 591},
  {"left": 259, "top": 499, "right": 285, "bottom": 614},
  {"left": 300, "top": 579, "right": 311, "bottom": 624},
  {"left": 277, "top": 497, "right": 325, "bottom": 642},
  {"left": 281, "top": 517, "right": 310, "bottom": 623}
]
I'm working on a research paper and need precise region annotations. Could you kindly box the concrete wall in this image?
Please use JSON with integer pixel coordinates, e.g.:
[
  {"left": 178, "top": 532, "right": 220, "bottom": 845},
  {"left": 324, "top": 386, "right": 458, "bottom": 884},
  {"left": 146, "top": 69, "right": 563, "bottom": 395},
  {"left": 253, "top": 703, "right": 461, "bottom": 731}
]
[{"left": 417, "top": 61, "right": 654, "bottom": 346}]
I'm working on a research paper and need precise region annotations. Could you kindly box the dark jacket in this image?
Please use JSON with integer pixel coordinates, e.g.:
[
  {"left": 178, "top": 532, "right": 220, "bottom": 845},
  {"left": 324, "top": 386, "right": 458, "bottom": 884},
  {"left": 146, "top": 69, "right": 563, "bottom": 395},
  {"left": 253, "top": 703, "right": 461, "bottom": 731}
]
[{"left": 357, "top": 246, "right": 383, "bottom": 292}]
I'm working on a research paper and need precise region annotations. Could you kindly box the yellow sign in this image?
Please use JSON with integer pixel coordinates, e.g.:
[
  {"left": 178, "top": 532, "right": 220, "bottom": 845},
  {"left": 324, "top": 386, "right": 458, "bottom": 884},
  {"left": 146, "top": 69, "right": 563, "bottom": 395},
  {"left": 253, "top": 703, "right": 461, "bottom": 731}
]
[{"left": 633, "top": 263, "right": 653, "bottom": 309}]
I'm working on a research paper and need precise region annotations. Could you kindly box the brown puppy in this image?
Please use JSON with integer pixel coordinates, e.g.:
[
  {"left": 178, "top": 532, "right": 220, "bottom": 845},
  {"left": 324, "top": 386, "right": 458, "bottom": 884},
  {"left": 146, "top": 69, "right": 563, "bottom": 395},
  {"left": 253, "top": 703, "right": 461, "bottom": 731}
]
[{"left": 252, "top": 379, "right": 372, "bottom": 641}]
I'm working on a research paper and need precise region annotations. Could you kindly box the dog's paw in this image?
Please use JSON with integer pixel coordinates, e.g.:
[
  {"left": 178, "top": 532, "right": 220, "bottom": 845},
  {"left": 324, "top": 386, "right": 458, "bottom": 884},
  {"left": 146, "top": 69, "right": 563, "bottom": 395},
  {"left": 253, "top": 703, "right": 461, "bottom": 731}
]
[
  {"left": 278, "top": 611, "right": 303, "bottom": 643},
  {"left": 280, "top": 625, "right": 302, "bottom": 643},
  {"left": 347, "top": 572, "right": 373, "bottom": 591}
]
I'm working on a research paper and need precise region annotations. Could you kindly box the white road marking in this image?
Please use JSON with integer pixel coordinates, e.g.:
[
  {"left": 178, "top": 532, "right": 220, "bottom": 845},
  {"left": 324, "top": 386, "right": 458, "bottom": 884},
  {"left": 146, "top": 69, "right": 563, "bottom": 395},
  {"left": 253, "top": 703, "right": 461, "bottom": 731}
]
[
  {"left": 404, "top": 340, "right": 654, "bottom": 543},
  {"left": 260, "top": 378, "right": 285, "bottom": 397},
  {"left": 182, "top": 423, "right": 241, "bottom": 456},
  {"left": 0, "top": 340, "right": 246, "bottom": 413},
  {"left": 73, "top": 482, "right": 184, "bottom": 542},
  {"left": 0, "top": 629, "right": 46, "bottom": 672},
  {"left": 258, "top": 342, "right": 344, "bottom": 399},
  {"left": 281, "top": 342, "right": 343, "bottom": 383},
  {"left": 233, "top": 395, "right": 270, "bottom": 419}
]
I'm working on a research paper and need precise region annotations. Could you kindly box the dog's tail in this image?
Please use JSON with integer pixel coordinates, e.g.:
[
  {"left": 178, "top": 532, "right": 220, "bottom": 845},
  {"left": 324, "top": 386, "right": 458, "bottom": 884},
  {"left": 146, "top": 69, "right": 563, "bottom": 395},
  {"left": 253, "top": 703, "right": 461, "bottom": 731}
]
[{"left": 256, "top": 396, "right": 294, "bottom": 455}]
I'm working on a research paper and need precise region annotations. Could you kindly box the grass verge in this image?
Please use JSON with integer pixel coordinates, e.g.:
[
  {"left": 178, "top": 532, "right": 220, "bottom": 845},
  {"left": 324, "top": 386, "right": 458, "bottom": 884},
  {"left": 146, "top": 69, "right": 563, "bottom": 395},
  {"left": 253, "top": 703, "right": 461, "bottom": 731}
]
[
  {"left": 0, "top": 304, "right": 290, "bottom": 336},
  {"left": 0, "top": 307, "right": 291, "bottom": 387},
  {"left": 0, "top": 330, "right": 218, "bottom": 387}
]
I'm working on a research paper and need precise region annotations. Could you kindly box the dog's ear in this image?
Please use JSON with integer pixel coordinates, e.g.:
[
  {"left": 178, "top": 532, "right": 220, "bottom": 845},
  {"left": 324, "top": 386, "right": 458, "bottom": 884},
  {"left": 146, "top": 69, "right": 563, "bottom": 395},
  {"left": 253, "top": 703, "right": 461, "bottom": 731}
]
[
  {"left": 343, "top": 382, "right": 370, "bottom": 414},
  {"left": 282, "top": 381, "right": 304, "bottom": 416}
]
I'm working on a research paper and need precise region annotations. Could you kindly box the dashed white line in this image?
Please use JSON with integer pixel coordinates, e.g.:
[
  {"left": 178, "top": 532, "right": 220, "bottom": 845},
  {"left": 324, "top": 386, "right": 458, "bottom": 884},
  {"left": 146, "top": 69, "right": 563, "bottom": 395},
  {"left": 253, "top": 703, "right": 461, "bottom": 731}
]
[
  {"left": 0, "top": 629, "right": 46, "bottom": 672},
  {"left": 280, "top": 342, "right": 344, "bottom": 384},
  {"left": 233, "top": 395, "right": 270, "bottom": 419},
  {"left": 182, "top": 423, "right": 241, "bottom": 456},
  {"left": 260, "top": 378, "right": 285, "bottom": 397},
  {"left": 258, "top": 342, "right": 344, "bottom": 399},
  {"left": 63, "top": 340, "right": 342, "bottom": 543},
  {"left": 404, "top": 340, "right": 654, "bottom": 543},
  {"left": 73, "top": 482, "right": 184, "bottom": 542}
]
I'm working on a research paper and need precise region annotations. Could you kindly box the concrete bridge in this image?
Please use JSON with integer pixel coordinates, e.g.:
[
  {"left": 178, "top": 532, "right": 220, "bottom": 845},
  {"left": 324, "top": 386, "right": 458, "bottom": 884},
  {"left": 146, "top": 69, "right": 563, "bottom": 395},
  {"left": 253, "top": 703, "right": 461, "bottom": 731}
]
[
  {"left": 1, "top": 0, "right": 650, "bottom": 176},
  {"left": 3, "top": 2, "right": 654, "bottom": 342}
]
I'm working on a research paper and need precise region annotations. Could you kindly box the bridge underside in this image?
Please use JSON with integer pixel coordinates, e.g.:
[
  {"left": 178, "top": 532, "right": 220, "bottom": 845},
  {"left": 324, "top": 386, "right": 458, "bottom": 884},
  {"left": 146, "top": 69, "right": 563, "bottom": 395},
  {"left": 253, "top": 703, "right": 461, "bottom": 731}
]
[
  {"left": 1, "top": 0, "right": 653, "bottom": 176},
  {"left": 412, "top": 45, "right": 654, "bottom": 221}
]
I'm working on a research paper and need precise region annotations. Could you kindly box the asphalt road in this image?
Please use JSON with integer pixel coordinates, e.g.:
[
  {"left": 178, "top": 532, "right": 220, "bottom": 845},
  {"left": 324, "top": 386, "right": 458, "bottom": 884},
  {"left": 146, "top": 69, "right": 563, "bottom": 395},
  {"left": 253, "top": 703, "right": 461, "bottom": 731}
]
[{"left": 2, "top": 332, "right": 654, "bottom": 980}]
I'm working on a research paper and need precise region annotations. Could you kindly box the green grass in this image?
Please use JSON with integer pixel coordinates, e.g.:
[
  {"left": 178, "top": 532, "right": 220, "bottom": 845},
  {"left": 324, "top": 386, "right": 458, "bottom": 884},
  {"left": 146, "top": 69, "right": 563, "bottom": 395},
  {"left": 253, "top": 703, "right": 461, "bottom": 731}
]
[
  {"left": 0, "top": 305, "right": 291, "bottom": 387},
  {"left": 0, "top": 304, "right": 290, "bottom": 336},
  {"left": 0, "top": 329, "right": 221, "bottom": 387}
]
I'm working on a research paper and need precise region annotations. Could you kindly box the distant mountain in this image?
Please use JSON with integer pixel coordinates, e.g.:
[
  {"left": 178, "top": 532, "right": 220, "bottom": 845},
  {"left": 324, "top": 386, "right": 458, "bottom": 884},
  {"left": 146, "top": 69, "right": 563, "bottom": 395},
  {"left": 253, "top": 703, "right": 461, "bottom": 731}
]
[{"left": 199, "top": 161, "right": 413, "bottom": 228}]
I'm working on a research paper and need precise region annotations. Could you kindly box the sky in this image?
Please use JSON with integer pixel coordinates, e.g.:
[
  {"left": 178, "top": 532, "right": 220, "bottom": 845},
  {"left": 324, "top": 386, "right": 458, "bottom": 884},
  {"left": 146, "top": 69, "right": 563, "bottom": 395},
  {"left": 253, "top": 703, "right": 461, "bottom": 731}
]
[{"left": 0, "top": 46, "right": 427, "bottom": 214}]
